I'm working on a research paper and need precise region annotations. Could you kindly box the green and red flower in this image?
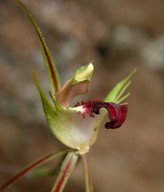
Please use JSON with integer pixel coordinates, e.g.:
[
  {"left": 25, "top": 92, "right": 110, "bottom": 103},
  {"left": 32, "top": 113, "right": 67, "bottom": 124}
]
[{"left": 1, "top": 1, "right": 136, "bottom": 192}]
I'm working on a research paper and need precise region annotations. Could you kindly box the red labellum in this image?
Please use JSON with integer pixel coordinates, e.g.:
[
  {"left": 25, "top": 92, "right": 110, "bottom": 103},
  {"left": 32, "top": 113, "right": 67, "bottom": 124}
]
[{"left": 78, "top": 101, "right": 128, "bottom": 129}]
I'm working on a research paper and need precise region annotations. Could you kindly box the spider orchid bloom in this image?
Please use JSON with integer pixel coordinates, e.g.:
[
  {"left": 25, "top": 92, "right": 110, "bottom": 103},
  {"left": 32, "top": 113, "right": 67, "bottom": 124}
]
[
  {"left": 0, "top": 1, "right": 136, "bottom": 192},
  {"left": 32, "top": 61, "right": 135, "bottom": 191},
  {"left": 35, "top": 63, "right": 132, "bottom": 153},
  {"left": 33, "top": 62, "right": 130, "bottom": 155},
  {"left": 13, "top": 0, "right": 134, "bottom": 155}
]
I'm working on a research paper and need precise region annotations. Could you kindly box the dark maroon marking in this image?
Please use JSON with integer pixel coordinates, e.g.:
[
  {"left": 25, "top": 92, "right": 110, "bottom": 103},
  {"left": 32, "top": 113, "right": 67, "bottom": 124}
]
[
  {"left": 79, "top": 101, "right": 128, "bottom": 129},
  {"left": 104, "top": 104, "right": 128, "bottom": 129}
]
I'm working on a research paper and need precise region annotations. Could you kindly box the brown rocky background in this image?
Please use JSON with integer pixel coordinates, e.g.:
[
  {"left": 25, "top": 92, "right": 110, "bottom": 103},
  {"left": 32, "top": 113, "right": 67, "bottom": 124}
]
[{"left": 0, "top": 0, "right": 164, "bottom": 191}]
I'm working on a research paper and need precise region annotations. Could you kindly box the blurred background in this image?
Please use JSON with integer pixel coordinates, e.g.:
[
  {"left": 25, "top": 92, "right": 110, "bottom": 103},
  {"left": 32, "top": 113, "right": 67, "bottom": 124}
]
[{"left": 0, "top": 0, "right": 164, "bottom": 191}]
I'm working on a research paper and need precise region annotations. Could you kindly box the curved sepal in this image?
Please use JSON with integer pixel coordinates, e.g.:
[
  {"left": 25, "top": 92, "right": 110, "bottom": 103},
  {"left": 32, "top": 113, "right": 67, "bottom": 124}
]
[
  {"left": 33, "top": 72, "right": 60, "bottom": 132},
  {"left": 15, "top": 0, "right": 60, "bottom": 95}
]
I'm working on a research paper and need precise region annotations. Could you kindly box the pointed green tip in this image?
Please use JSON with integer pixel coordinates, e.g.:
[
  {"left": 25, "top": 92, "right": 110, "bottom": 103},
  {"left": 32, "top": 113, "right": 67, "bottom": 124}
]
[
  {"left": 104, "top": 68, "right": 137, "bottom": 103},
  {"left": 128, "top": 68, "right": 137, "bottom": 79},
  {"left": 72, "top": 63, "right": 94, "bottom": 85}
]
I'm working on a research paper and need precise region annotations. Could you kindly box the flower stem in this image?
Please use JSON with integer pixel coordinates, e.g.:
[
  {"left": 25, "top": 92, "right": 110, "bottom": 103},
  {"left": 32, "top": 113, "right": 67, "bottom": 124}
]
[
  {"left": 82, "top": 156, "right": 93, "bottom": 192},
  {"left": 0, "top": 149, "right": 68, "bottom": 191},
  {"left": 51, "top": 151, "right": 79, "bottom": 192}
]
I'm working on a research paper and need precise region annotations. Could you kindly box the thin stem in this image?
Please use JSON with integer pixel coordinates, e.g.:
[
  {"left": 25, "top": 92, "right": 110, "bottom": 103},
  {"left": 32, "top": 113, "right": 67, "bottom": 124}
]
[
  {"left": 51, "top": 151, "right": 79, "bottom": 192},
  {"left": 82, "top": 156, "right": 93, "bottom": 192},
  {"left": 0, "top": 149, "right": 69, "bottom": 191}
]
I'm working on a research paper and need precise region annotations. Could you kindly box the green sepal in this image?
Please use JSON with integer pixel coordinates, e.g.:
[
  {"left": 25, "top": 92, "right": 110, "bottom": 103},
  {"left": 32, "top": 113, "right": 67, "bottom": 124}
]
[
  {"left": 32, "top": 72, "right": 61, "bottom": 133},
  {"left": 15, "top": 0, "right": 61, "bottom": 95},
  {"left": 33, "top": 72, "right": 90, "bottom": 151},
  {"left": 104, "top": 68, "right": 137, "bottom": 103}
]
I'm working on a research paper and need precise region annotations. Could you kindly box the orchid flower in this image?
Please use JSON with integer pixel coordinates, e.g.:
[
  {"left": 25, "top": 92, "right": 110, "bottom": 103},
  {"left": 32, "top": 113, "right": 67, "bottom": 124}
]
[{"left": 1, "top": 1, "right": 136, "bottom": 192}]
